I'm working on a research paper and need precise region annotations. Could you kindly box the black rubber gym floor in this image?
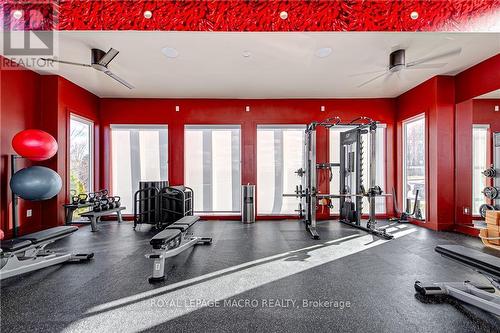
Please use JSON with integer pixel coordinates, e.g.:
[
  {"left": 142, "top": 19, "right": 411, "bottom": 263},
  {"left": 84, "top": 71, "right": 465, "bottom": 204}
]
[{"left": 1, "top": 220, "right": 499, "bottom": 332}]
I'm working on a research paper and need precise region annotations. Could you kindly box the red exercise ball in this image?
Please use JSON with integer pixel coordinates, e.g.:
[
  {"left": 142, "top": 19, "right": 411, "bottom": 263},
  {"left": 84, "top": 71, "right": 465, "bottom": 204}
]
[{"left": 12, "top": 129, "right": 58, "bottom": 161}]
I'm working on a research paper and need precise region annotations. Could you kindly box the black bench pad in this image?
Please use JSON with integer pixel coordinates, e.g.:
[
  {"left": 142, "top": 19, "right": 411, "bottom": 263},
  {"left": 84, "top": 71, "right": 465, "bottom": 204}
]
[
  {"left": 1, "top": 239, "right": 33, "bottom": 252},
  {"left": 173, "top": 216, "right": 199, "bottom": 227},
  {"left": 436, "top": 245, "right": 500, "bottom": 279},
  {"left": 19, "top": 226, "right": 78, "bottom": 244},
  {"left": 166, "top": 225, "right": 189, "bottom": 232},
  {"left": 150, "top": 229, "right": 181, "bottom": 247}
]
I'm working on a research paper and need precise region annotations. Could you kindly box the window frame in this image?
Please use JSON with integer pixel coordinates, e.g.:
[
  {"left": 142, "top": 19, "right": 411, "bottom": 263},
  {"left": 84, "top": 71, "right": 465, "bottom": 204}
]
[
  {"left": 110, "top": 124, "right": 169, "bottom": 214},
  {"left": 184, "top": 124, "right": 242, "bottom": 215},
  {"left": 256, "top": 124, "right": 307, "bottom": 216},
  {"left": 472, "top": 124, "right": 490, "bottom": 217},
  {"left": 402, "top": 114, "right": 426, "bottom": 220},
  {"left": 68, "top": 113, "right": 95, "bottom": 196}
]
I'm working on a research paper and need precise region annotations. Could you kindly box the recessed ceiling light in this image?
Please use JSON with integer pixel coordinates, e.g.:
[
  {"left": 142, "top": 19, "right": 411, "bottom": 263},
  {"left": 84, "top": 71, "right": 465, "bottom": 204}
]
[
  {"left": 279, "top": 11, "right": 288, "bottom": 20},
  {"left": 410, "top": 11, "right": 419, "bottom": 20},
  {"left": 242, "top": 50, "right": 251, "bottom": 58},
  {"left": 315, "top": 47, "right": 332, "bottom": 58},
  {"left": 144, "top": 10, "right": 153, "bottom": 19},
  {"left": 161, "top": 47, "right": 178, "bottom": 58},
  {"left": 12, "top": 10, "right": 23, "bottom": 20}
]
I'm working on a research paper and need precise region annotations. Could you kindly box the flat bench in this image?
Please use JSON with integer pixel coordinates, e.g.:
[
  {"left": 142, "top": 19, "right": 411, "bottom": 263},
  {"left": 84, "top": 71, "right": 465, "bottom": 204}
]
[
  {"left": 80, "top": 207, "right": 125, "bottom": 232},
  {"left": 415, "top": 245, "right": 500, "bottom": 316},
  {"left": 0, "top": 226, "right": 93, "bottom": 280},
  {"left": 146, "top": 215, "right": 211, "bottom": 283}
]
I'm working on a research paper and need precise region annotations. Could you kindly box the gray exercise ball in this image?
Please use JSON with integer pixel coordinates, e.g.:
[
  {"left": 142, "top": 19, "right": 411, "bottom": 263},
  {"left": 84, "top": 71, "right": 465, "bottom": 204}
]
[{"left": 10, "top": 166, "right": 62, "bottom": 201}]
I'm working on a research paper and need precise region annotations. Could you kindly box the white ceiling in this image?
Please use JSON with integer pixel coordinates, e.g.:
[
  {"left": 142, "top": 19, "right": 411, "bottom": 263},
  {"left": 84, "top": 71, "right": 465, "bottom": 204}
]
[
  {"left": 2, "top": 31, "right": 499, "bottom": 99},
  {"left": 475, "top": 89, "right": 500, "bottom": 99}
]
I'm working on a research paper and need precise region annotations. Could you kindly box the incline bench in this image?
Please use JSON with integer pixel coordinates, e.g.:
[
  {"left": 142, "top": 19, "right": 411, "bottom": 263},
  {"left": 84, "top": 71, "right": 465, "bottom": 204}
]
[
  {"left": 0, "top": 226, "right": 93, "bottom": 280},
  {"left": 146, "top": 216, "right": 212, "bottom": 283},
  {"left": 415, "top": 245, "right": 500, "bottom": 316}
]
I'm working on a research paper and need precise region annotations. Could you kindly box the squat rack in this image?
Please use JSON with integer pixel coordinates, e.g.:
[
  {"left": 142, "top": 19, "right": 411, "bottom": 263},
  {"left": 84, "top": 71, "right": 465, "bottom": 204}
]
[{"left": 283, "top": 116, "right": 392, "bottom": 240}]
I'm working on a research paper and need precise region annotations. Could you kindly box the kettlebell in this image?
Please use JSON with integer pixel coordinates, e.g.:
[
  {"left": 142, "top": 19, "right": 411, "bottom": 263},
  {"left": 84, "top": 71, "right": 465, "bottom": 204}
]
[
  {"left": 93, "top": 201, "right": 102, "bottom": 212},
  {"left": 78, "top": 193, "right": 88, "bottom": 204},
  {"left": 72, "top": 196, "right": 79, "bottom": 205},
  {"left": 114, "top": 196, "right": 121, "bottom": 208}
]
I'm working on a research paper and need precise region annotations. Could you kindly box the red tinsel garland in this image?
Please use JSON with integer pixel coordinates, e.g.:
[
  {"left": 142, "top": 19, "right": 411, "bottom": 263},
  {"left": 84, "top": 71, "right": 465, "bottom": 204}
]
[{"left": 1, "top": 0, "right": 499, "bottom": 32}]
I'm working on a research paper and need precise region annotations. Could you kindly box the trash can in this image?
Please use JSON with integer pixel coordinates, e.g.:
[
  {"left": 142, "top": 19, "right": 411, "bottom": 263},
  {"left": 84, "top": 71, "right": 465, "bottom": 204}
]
[{"left": 242, "top": 184, "right": 255, "bottom": 224}]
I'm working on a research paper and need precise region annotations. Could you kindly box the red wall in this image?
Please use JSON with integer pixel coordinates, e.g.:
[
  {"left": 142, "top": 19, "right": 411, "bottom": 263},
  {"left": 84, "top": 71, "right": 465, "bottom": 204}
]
[
  {"left": 396, "top": 76, "right": 456, "bottom": 231},
  {"left": 455, "top": 54, "right": 500, "bottom": 103},
  {"left": 455, "top": 99, "right": 500, "bottom": 229},
  {"left": 99, "top": 98, "right": 398, "bottom": 219},
  {"left": 1, "top": 61, "right": 43, "bottom": 237},
  {"left": 0, "top": 60, "right": 99, "bottom": 237}
]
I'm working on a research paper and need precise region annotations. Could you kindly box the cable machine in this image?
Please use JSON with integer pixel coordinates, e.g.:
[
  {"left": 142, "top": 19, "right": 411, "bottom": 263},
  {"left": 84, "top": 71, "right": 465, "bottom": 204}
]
[{"left": 283, "top": 117, "right": 392, "bottom": 240}]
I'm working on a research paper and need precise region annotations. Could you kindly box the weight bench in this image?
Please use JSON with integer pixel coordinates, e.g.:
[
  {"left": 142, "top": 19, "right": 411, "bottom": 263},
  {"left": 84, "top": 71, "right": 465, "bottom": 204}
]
[
  {"left": 146, "top": 216, "right": 212, "bottom": 283},
  {"left": 415, "top": 245, "right": 500, "bottom": 316},
  {"left": 0, "top": 226, "right": 94, "bottom": 280}
]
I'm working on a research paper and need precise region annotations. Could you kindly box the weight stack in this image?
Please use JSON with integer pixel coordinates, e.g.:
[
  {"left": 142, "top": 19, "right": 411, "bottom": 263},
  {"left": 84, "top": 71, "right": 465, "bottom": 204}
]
[{"left": 138, "top": 181, "right": 169, "bottom": 224}]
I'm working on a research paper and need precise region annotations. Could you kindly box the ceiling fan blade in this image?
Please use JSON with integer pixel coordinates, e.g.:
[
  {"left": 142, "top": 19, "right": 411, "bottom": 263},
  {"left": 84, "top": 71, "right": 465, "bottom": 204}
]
[
  {"left": 349, "top": 69, "right": 387, "bottom": 77},
  {"left": 357, "top": 71, "right": 389, "bottom": 88},
  {"left": 104, "top": 70, "right": 134, "bottom": 89},
  {"left": 41, "top": 58, "right": 91, "bottom": 67},
  {"left": 405, "top": 63, "right": 447, "bottom": 69},
  {"left": 98, "top": 48, "right": 119, "bottom": 67},
  {"left": 406, "top": 47, "right": 461, "bottom": 68}
]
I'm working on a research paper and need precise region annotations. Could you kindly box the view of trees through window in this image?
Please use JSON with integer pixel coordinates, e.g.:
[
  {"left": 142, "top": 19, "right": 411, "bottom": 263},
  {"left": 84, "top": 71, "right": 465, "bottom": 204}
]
[
  {"left": 69, "top": 115, "right": 93, "bottom": 196},
  {"left": 403, "top": 116, "right": 426, "bottom": 219}
]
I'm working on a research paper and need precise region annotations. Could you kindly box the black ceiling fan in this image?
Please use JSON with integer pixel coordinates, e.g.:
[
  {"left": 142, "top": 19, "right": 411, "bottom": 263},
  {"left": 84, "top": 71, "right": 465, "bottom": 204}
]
[
  {"left": 42, "top": 48, "right": 134, "bottom": 89},
  {"left": 356, "top": 47, "right": 462, "bottom": 88}
]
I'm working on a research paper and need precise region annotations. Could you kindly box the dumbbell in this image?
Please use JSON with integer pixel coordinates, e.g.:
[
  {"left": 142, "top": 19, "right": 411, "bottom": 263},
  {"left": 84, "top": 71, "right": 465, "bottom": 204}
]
[{"left": 78, "top": 193, "right": 88, "bottom": 204}]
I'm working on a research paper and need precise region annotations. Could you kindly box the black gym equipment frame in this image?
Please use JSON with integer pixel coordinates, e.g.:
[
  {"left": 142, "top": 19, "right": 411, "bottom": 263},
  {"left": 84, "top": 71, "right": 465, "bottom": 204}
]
[{"left": 283, "top": 117, "right": 392, "bottom": 240}]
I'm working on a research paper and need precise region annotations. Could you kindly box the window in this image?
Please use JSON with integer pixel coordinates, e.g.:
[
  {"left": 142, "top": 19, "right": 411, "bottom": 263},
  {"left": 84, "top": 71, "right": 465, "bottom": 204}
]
[
  {"left": 111, "top": 125, "right": 168, "bottom": 214},
  {"left": 184, "top": 125, "right": 241, "bottom": 214},
  {"left": 472, "top": 125, "right": 489, "bottom": 216},
  {"left": 403, "top": 116, "right": 426, "bottom": 220},
  {"left": 329, "top": 125, "right": 386, "bottom": 214},
  {"left": 257, "top": 125, "right": 305, "bottom": 215},
  {"left": 69, "top": 114, "right": 93, "bottom": 196}
]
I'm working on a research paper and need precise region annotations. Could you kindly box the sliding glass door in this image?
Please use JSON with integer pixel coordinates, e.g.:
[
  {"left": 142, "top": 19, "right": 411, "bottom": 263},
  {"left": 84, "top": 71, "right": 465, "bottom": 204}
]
[{"left": 111, "top": 125, "right": 168, "bottom": 213}]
